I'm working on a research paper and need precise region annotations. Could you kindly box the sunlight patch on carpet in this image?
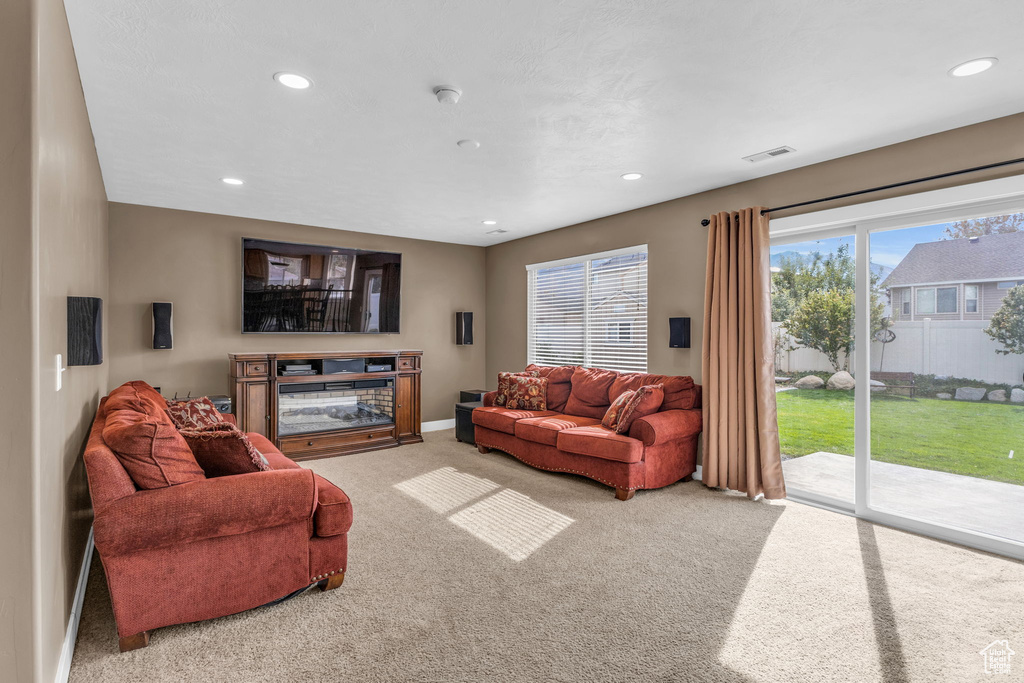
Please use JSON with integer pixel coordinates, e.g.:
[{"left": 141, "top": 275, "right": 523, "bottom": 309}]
[
  {"left": 393, "top": 466, "right": 500, "bottom": 513},
  {"left": 448, "top": 489, "right": 574, "bottom": 562}
]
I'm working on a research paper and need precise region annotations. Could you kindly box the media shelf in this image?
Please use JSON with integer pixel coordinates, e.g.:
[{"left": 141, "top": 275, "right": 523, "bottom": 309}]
[{"left": 230, "top": 350, "right": 422, "bottom": 461}]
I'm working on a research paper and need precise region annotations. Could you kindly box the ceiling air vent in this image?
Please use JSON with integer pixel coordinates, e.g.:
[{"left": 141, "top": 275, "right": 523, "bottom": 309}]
[{"left": 742, "top": 146, "right": 796, "bottom": 163}]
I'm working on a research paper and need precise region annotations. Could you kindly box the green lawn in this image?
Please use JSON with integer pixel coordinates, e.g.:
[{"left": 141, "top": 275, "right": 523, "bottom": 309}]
[{"left": 776, "top": 390, "right": 1024, "bottom": 485}]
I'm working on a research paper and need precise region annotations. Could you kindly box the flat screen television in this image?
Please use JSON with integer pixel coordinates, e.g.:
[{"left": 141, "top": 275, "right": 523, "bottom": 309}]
[{"left": 242, "top": 238, "right": 401, "bottom": 334}]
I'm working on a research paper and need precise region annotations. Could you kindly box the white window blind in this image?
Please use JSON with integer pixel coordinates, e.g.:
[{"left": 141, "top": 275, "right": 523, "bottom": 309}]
[{"left": 527, "top": 245, "right": 648, "bottom": 373}]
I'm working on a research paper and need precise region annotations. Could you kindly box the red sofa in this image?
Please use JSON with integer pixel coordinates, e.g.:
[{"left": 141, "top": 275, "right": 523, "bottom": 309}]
[
  {"left": 473, "top": 365, "right": 702, "bottom": 500},
  {"left": 84, "top": 381, "right": 352, "bottom": 652}
]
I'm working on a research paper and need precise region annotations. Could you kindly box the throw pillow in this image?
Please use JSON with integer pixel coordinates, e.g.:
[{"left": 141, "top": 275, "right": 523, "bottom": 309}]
[
  {"left": 494, "top": 370, "right": 540, "bottom": 407},
  {"left": 180, "top": 424, "right": 271, "bottom": 478},
  {"left": 504, "top": 376, "right": 549, "bottom": 411},
  {"left": 615, "top": 384, "right": 665, "bottom": 434},
  {"left": 166, "top": 397, "right": 225, "bottom": 430},
  {"left": 102, "top": 409, "right": 207, "bottom": 489},
  {"left": 601, "top": 390, "right": 636, "bottom": 430}
]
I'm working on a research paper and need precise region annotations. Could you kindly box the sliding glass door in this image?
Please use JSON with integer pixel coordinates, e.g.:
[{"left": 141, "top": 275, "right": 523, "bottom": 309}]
[{"left": 770, "top": 182, "right": 1024, "bottom": 559}]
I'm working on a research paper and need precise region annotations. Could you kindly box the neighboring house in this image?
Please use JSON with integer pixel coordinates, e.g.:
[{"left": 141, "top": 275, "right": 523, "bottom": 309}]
[{"left": 881, "top": 231, "right": 1024, "bottom": 322}]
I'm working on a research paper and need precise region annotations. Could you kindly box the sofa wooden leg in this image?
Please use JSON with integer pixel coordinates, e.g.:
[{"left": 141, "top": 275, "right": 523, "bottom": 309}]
[
  {"left": 681, "top": 475, "right": 693, "bottom": 482},
  {"left": 615, "top": 488, "right": 636, "bottom": 501},
  {"left": 318, "top": 572, "right": 345, "bottom": 592},
  {"left": 119, "top": 631, "right": 150, "bottom": 652},
  {"left": 477, "top": 444, "right": 491, "bottom": 454}
]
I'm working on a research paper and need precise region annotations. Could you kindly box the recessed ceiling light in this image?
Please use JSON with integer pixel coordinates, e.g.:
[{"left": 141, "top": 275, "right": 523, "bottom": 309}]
[
  {"left": 457, "top": 139, "right": 480, "bottom": 149},
  {"left": 221, "top": 177, "right": 244, "bottom": 185},
  {"left": 948, "top": 58, "right": 997, "bottom": 77},
  {"left": 620, "top": 173, "right": 643, "bottom": 180},
  {"left": 481, "top": 220, "right": 497, "bottom": 225},
  {"left": 274, "top": 72, "right": 312, "bottom": 89}
]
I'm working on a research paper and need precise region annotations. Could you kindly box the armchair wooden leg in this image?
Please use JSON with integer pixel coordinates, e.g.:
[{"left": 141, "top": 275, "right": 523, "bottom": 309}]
[
  {"left": 477, "top": 444, "right": 491, "bottom": 454},
  {"left": 119, "top": 631, "right": 150, "bottom": 652},
  {"left": 615, "top": 488, "right": 636, "bottom": 501},
  {"left": 318, "top": 572, "right": 345, "bottom": 592}
]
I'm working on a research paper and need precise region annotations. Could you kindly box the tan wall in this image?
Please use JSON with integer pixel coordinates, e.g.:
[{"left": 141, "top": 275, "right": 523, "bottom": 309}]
[
  {"left": 0, "top": 0, "right": 38, "bottom": 680},
  {"left": 485, "top": 112, "right": 1024, "bottom": 384},
  {"left": 33, "top": 0, "right": 110, "bottom": 680},
  {"left": 108, "top": 204, "right": 487, "bottom": 422}
]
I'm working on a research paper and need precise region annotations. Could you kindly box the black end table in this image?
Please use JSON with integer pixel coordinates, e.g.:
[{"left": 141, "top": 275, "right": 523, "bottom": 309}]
[
  {"left": 460, "top": 389, "right": 488, "bottom": 403},
  {"left": 455, "top": 401, "right": 482, "bottom": 444}
]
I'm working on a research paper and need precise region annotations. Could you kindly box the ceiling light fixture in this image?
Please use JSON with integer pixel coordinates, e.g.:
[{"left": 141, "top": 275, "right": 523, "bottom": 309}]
[
  {"left": 457, "top": 139, "right": 480, "bottom": 149},
  {"left": 221, "top": 177, "right": 244, "bottom": 185},
  {"left": 481, "top": 220, "right": 497, "bottom": 225},
  {"left": 274, "top": 72, "right": 313, "bottom": 89},
  {"left": 433, "top": 85, "right": 462, "bottom": 105},
  {"left": 620, "top": 173, "right": 643, "bottom": 180},
  {"left": 948, "top": 58, "right": 997, "bottom": 77}
]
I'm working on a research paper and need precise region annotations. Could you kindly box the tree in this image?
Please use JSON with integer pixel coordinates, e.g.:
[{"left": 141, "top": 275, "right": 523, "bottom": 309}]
[
  {"left": 942, "top": 213, "right": 1024, "bottom": 240},
  {"left": 984, "top": 285, "right": 1024, "bottom": 355},
  {"left": 774, "top": 244, "right": 885, "bottom": 371}
]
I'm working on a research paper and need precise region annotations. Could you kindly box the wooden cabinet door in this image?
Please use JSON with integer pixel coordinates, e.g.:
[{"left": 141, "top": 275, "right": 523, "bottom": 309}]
[
  {"left": 395, "top": 373, "right": 415, "bottom": 439},
  {"left": 244, "top": 381, "right": 270, "bottom": 437}
]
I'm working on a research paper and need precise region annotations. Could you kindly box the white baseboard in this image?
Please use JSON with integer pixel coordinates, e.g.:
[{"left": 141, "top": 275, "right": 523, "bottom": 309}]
[
  {"left": 421, "top": 418, "right": 456, "bottom": 432},
  {"left": 56, "top": 527, "right": 93, "bottom": 683}
]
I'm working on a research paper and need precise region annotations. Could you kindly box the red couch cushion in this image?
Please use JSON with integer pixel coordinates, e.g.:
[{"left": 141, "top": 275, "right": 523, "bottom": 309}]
[
  {"left": 106, "top": 381, "right": 174, "bottom": 424},
  {"left": 514, "top": 414, "right": 602, "bottom": 446},
  {"left": 313, "top": 474, "right": 353, "bottom": 537},
  {"left": 556, "top": 425, "right": 644, "bottom": 464},
  {"left": 616, "top": 384, "right": 665, "bottom": 434},
  {"left": 564, "top": 367, "right": 618, "bottom": 419},
  {"left": 472, "top": 406, "right": 557, "bottom": 435},
  {"left": 601, "top": 389, "right": 635, "bottom": 430},
  {"left": 166, "top": 397, "right": 226, "bottom": 430},
  {"left": 180, "top": 425, "right": 271, "bottom": 478},
  {"left": 102, "top": 409, "right": 206, "bottom": 489},
  {"left": 524, "top": 364, "right": 576, "bottom": 413}
]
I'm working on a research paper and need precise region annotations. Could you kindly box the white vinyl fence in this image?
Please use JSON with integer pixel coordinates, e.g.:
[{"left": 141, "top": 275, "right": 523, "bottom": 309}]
[{"left": 774, "top": 320, "right": 1024, "bottom": 385}]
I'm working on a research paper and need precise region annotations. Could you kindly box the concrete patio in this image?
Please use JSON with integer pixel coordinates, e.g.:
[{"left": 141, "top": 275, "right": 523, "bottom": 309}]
[{"left": 782, "top": 452, "right": 1024, "bottom": 543}]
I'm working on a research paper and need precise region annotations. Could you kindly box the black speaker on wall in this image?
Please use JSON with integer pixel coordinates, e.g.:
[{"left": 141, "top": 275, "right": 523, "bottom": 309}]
[
  {"left": 67, "top": 296, "right": 103, "bottom": 366},
  {"left": 669, "top": 317, "right": 691, "bottom": 349},
  {"left": 153, "top": 302, "right": 173, "bottom": 350},
  {"left": 455, "top": 311, "right": 474, "bottom": 345}
]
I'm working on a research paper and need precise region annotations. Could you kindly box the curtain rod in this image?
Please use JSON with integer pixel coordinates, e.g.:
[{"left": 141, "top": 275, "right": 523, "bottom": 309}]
[{"left": 698, "top": 156, "right": 1024, "bottom": 227}]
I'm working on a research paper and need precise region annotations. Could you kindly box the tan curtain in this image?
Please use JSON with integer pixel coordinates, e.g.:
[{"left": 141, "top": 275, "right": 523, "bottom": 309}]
[{"left": 701, "top": 207, "right": 786, "bottom": 499}]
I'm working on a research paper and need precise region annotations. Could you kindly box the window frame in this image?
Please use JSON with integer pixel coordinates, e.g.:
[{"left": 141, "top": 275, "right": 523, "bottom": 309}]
[
  {"left": 964, "top": 284, "right": 979, "bottom": 313},
  {"left": 526, "top": 245, "right": 648, "bottom": 372},
  {"left": 915, "top": 286, "right": 957, "bottom": 314}
]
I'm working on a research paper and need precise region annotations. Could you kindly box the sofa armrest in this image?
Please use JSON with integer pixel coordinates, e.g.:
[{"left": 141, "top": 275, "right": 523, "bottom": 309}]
[
  {"left": 628, "top": 409, "right": 703, "bottom": 447},
  {"left": 93, "top": 468, "right": 317, "bottom": 557},
  {"left": 219, "top": 413, "right": 237, "bottom": 426},
  {"left": 482, "top": 390, "right": 498, "bottom": 407}
]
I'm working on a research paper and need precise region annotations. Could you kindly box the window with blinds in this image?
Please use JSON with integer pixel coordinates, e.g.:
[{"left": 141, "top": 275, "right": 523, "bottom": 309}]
[{"left": 527, "top": 245, "right": 648, "bottom": 373}]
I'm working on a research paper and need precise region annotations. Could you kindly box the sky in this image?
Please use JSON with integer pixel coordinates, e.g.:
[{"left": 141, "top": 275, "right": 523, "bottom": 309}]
[{"left": 771, "top": 222, "right": 950, "bottom": 269}]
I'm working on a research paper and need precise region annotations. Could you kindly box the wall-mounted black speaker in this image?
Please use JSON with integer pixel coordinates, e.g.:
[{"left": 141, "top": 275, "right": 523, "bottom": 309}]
[
  {"left": 669, "top": 317, "right": 691, "bottom": 349},
  {"left": 153, "top": 302, "right": 173, "bottom": 350},
  {"left": 67, "top": 297, "right": 103, "bottom": 366},
  {"left": 456, "top": 311, "right": 474, "bottom": 345}
]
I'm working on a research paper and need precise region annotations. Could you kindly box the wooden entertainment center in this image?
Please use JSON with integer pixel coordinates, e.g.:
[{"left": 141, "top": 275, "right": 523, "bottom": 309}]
[{"left": 230, "top": 350, "right": 422, "bottom": 461}]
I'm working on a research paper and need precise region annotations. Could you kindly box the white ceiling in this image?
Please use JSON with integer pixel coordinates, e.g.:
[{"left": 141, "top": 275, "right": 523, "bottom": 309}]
[{"left": 65, "top": 0, "right": 1024, "bottom": 246}]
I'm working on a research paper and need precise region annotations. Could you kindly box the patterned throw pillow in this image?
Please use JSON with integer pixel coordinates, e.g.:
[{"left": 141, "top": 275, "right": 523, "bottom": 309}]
[
  {"left": 179, "top": 423, "right": 271, "bottom": 477},
  {"left": 166, "top": 397, "right": 225, "bottom": 430},
  {"left": 602, "top": 390, "right": 636, "bottom": 430},
  {"left": 494, "top": 371, "right": 541, "bottom": 406},
  {"left": 615, "top": 384, "right": 665, "bottom": 434},
  {"left": 504, "top": 376, "right": 549, "bottom": 411}
]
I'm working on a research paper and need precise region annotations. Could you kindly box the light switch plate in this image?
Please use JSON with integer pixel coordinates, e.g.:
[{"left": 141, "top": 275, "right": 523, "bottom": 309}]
[{"left": 56, "top": 354, "right": 65, "bottom": 391}]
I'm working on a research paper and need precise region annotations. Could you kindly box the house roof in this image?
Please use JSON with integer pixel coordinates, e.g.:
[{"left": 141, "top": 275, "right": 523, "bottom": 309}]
[{"left": 881, "top": 231, "right": 1024, "bottom": 288}]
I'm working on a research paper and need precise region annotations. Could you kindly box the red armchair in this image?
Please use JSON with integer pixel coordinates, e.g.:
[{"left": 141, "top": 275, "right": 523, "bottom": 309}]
[{"left": 84, "top": 382, "right": 352, "bottom": 652}]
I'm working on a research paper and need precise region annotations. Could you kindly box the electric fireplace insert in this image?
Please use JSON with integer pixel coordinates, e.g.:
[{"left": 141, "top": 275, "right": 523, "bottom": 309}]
[{"left": 277, "top": 379, "right": 394, "bottom": 436}]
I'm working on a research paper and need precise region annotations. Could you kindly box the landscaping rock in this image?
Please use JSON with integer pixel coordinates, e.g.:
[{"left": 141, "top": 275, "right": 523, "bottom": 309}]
[
  {"left": 954, "top": 387, "right": 986, "bottom": 401},
  {"left": 1012, "top": 388, "right": 1024, "bottom": 403},
  {"left": 827, "top": 371, "right": 855, "bottom": 391},
  {"left": 870, "top": 379, "right": 886, "bottom": 393},
  {"left": 794, "top": 375, "right": 825, "bottom": 390},
  {"left": 988, "top": 389, "right": 1007, "bottom": 402},
  {"left": 936, "top": 393, "right": 953, "bottom": 400}
]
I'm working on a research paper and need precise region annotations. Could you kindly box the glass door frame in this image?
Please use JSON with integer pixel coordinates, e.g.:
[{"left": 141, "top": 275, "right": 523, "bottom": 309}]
[{"left": 770, "top": 174, "right": 1024, "bottom": 561}]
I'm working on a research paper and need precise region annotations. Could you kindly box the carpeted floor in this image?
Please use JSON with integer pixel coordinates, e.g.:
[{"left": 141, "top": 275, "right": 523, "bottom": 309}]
[{"left": 70, "top": 430, "right": 1024, "bottom": 682}]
